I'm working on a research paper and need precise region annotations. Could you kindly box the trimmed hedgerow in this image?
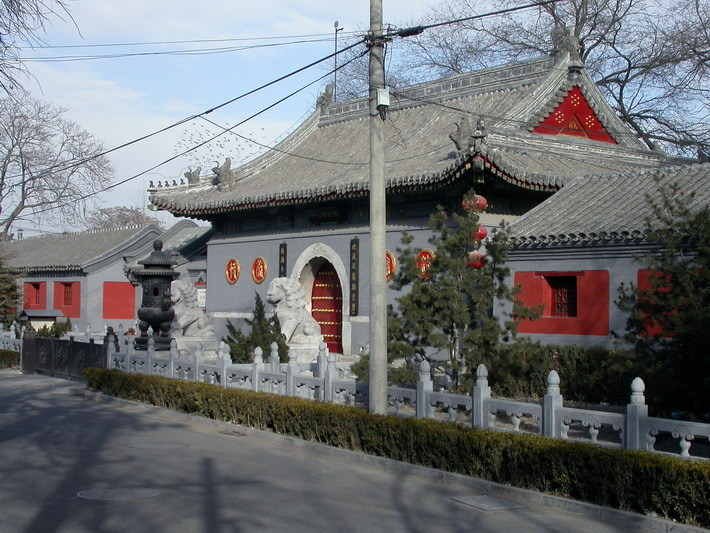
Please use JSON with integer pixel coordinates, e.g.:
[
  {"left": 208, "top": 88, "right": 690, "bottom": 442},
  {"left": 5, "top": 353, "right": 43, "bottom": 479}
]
[
  {"left": 83, "top": 368, "right": 710, "bottom": 528},
  {"left": 0, "top": 349, "right": 19, "bottom": 368}
]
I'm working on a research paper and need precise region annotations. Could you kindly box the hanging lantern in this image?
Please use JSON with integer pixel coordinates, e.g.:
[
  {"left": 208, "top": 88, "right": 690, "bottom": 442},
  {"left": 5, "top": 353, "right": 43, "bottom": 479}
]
[
  {"left": 474, "top": 226, "right": 488, "bottom": 242},
  {"left": 462, "top": 194, "right": 488, "bottom": 212},
  {"left": 467, "top": 251, "right": 487, "bottom": 269}
]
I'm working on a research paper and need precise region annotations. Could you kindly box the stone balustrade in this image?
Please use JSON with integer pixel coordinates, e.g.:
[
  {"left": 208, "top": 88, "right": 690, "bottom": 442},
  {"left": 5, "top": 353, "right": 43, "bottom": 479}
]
[{"left": 101, "top": 332, "right": 710, "bottom": 460}]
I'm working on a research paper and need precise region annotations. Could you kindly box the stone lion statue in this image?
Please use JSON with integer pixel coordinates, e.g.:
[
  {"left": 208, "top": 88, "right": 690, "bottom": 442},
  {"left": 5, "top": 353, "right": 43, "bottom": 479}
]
[
  {"left": 266, "top": 277, "right": 322, "bottom": 344},
  {"left": 170, "top": 278, "right": 215, "bottom": 337}
]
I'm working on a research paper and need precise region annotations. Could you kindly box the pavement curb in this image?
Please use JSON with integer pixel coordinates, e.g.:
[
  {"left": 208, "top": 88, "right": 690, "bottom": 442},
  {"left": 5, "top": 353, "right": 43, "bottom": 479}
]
[{"left": 69, "top": 386, "right": 707, "bottom": 533}]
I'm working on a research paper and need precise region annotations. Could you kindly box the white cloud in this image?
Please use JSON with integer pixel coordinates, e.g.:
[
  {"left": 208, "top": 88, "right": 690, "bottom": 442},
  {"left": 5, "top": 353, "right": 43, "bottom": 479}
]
[{"left": 18, "top": 0, "right": 436, "bottom": 233}]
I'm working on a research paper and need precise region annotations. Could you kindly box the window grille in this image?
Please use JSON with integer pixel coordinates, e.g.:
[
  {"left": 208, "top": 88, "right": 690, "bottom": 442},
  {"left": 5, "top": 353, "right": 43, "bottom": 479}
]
[
  {"left": 548, "top": 276, "right": 577, "bottom": 317},
  {"left": 63, "top": 283, "right": 72, "bottom": 306}
]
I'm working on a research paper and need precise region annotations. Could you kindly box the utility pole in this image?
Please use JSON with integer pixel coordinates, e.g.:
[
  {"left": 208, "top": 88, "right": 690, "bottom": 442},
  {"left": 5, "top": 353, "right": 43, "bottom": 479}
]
[
  {"left": 333, "top": 21, "right": 343, "bottom": 102},
  {"left": 368, "top": 0, "right": 387, "bottom": 414}
]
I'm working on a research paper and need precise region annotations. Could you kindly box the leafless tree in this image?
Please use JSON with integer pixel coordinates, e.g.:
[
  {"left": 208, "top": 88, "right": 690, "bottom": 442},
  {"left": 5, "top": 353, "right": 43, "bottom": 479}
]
[
  {"left": 337, "top": 0, "right": 709, "bottom": 157},
  {"left": 0, "top": 96, "right": 114, "bottom": 239},
  {"left": 82, "top": 206, "right": 165, "bottom": 231},
  {"left": 0, "top": 0, "right": 72, "bottom": 94}
]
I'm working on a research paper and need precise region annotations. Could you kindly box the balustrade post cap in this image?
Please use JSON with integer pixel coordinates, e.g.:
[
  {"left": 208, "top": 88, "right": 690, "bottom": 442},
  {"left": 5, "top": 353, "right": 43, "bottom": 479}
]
[
  {"left": 476, "top": 363, "right": 488, "bottom": 377},
  {"left": 630, "top": 376, "right": 645, "bottom": 393},
  {"left": 419, "top": 360, "right": 431, "bottom": 373},
  {"left": 327, "top": 353, "right": 337, "bottom": 363},
  {"left": 547, "top": 370, "right": 560, "bottom": 385},
  {"left": 288, "top": 349, "right": 297, "bottom": 362},
  {"left": 254, "top": 346, "right": 263, "bottom": 357}
]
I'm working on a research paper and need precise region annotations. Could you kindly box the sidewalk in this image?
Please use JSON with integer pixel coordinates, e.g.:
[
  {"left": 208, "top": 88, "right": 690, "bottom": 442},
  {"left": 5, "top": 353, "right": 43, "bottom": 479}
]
[{"left": 0, "top": 370, "right": 704, "bottom": 533}]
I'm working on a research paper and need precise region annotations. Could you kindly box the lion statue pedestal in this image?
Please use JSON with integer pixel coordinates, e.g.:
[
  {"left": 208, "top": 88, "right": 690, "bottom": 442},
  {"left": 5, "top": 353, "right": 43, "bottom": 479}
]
[{"left": 266, "top": 277, "right": 324, "bottom": 364}]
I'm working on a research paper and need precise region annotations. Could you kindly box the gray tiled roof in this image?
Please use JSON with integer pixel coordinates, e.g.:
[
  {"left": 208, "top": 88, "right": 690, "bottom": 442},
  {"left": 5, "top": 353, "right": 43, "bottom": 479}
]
[
  {"left": 149, "top": 53, "right": 689, "bottom": 217},
  {"left": 0, "top": 225, "right": 161, "bottom": 272},
  {"left": 509, "top": 163, "right": 710, "bottom": 247},
  {"left": 123, "top": 220, "right": 212, "bottom": 270}
]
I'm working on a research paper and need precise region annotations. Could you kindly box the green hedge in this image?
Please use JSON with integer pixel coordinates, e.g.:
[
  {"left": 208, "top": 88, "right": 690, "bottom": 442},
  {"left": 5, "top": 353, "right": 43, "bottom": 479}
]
[
  {"left": 83, "top": 368, "right": 710, "bottom": 528},
  {"left": 0, "top": 349, "right": 19, "bottom": 368}
]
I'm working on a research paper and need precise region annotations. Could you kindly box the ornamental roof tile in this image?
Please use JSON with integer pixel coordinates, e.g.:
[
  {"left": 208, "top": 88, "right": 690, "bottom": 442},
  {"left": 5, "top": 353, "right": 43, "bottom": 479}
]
[
  {"left": 149, "top": 53, "right": 690, "bottom": 218},
  {"left": 509, "top": 163, "right": 710, "bottom": 247}
]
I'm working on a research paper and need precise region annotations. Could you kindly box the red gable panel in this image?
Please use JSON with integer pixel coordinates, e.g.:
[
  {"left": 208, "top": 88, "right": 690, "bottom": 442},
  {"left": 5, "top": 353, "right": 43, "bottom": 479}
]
[{"left": 533, "top": 87, "right": 617, "bottom": 144}]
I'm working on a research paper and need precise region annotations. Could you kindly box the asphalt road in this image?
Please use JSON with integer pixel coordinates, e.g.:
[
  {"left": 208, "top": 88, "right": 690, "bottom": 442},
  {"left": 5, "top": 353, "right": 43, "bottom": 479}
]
[{"left": 0, "top": 370, "right": 702, "bottom": 533}]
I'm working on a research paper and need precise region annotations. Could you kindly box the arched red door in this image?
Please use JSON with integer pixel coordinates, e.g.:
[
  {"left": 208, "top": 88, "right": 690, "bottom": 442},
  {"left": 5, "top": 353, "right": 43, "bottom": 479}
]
[{"left": 311, "top": 261, "right": 343, "bottom": 354}]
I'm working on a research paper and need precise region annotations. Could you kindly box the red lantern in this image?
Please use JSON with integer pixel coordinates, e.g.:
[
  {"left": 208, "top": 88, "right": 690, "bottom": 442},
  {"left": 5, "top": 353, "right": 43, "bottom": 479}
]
[
  {"left": 467, "top": 251, "right": 487, "bottom": 269},
  {"left": 474, "top": 226, "right": 488, "bottom": 242},
  {"left": 462, "top": 194, "right": 488, "bottom": 212}
]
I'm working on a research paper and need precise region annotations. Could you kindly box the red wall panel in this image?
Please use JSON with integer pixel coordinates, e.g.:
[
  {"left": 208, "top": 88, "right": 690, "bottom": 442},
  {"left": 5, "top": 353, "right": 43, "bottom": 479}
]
[
  {"left": 53, "top": 282, "right": 81, "bottom": 318},
  {"left": 23, "top": 282, "right": 47, "bottom": 310},
  {"left": 103, "top": 282, "right": 136, "bottom": 320},
  {"left": 516, "top": 270, "right": 609, "bottom": 336}
]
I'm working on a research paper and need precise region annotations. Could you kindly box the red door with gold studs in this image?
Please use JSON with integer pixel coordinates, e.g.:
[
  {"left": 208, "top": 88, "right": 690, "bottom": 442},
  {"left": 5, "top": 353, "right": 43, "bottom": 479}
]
[{"left": 311, "top": 262, "right": 343, "bottom": 354}]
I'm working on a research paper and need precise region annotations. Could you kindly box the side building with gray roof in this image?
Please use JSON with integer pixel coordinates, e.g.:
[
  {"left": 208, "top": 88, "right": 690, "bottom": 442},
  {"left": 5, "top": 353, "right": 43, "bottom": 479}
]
[
  {"left": 502, "top": 163, "right": 709, "bottom": 347},
  {"left": 1, "top": 220, "right": 210, "bottom": 334}
]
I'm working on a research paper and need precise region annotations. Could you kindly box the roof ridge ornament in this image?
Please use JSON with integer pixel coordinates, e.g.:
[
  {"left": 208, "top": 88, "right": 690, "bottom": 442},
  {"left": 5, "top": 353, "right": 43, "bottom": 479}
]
[
  {"left": 551, "top": 25, "right": 584, "bottom": 74},
  {"left": 317, "top": 84, "right": 334, "bottom": 113},
  {"left": 184, "top": 166, "right": 201, "bottom": 185},
  {"left": 449, "top": 116, "right": 487, "bottom": 153},
  {"left": 211, "top": 158, "right": 232, "bottom": 189}
]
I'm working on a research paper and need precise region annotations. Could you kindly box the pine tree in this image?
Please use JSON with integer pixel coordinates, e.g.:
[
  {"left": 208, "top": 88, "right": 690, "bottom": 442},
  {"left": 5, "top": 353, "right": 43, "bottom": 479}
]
[
  {"left": 387, "top": 189, "right": 540, "bottom": 391},
  {"left": 222, "top": 292, "right": 289, "bottom": 364},
  {"left": 0, "top": 252, "right": 18, "bottom": 328},
  {"left": 616, "top": 178, "right": 710, "bottom": 416}
]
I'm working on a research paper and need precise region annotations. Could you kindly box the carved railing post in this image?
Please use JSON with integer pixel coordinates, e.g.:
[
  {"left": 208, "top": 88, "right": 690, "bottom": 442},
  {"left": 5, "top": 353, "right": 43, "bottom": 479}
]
[
  {"left": 169, "top": 338, "right": 178, "bottom": 379},
  {"left": 316, "top": 343, "right": 327, "bottom": 377},
  {"left": 472, "top": 364, "right": 491, "bottom": 428},
  {"left": 315, "top": 342, "right": 327, "bottom": 400},
  {"left": 286, "top": 349, "right": 298, "bottom": 396},
  {"left": 625, "top": 377, "right": 648, "bottom": 450},
  {"left": 543, "top": 370, "right": 563, "bottom": 438},
  {"left": 269, "top": 345, "right": 280, "bottom": 372},
  {"left": 416, "top": 360, "right": 433, "bottom": 419},
  {"left": 252, "top": 347, "right": 263, "bottom": 393},
  {"left": 325, "top": 345, "right": 336, "bottom": 403},
  {"left": 220, "top": 344, "right": 231, "bottom": 388},
  {"left": 193, "top": 342, "right": 201, "bottom": 382},
  {"left": 147, "top": 336, "right": 155, "bottom": 375}
]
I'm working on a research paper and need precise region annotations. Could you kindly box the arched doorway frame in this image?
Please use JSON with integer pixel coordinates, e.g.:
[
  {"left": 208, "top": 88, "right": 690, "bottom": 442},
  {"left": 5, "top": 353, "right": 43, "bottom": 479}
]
[{"left": 291, "top": 243, "right": 351, "bottom": 356}]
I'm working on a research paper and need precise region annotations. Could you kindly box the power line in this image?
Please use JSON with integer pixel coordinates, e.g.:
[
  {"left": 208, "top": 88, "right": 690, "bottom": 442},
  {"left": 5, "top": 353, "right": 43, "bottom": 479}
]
[
  {"left": 20, "top": 32, "right": 359, "bottom": 49},
  {"left": 4, "top": 38, "right": 366, "bottom": 185},
  {"left": 29, "top": 50, "right": 369, "bottom": 217},
  {"left": 385, "top": 0, "right": 563, "bottom": 38},
  {"left": 22, "top": 37, "right": 337, "bottom": 62}
]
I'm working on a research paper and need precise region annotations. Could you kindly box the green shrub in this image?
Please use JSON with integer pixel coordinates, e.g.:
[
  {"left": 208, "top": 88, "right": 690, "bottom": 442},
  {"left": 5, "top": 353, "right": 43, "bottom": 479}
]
[
  {"left": 465, "top": 342, "right": 640, "bottom": 405},
  {"left": 36, "top": 319, "right": 72, "bottom": 339},
  {"left": 0, "top": 349, "right": 19, "bottom": 368},
  {"left": 83, "top": 368, "right": 710, "bottom": 527},
  {"left": 222, "top": 293, "right": 288, "bottom": 363}
]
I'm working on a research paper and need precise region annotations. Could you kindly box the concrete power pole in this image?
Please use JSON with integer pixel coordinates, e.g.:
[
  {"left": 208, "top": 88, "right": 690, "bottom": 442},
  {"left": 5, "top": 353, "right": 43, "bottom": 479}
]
[{"left": 368, "top": 0, "right": 388, "bottom": 414}]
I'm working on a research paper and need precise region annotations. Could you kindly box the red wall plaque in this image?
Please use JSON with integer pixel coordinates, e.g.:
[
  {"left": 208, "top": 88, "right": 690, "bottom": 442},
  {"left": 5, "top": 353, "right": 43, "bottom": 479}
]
[
  {"left": 385, "top": 250, "right": 397, "bottom": 281},
  {"left": 416, "top": 249, "right": 435, "bottom": 279},
  {"left": 251, "top": 257, "right": 267, "bottom": 284},
  {"left": 225, "top": 258, "right": 240, "bottom": 284}
]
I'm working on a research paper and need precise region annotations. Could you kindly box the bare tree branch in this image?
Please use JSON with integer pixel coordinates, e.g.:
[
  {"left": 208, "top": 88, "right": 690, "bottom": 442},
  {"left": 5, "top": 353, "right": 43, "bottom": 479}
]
[{"left": 0, "top": 95, "right": 114, "bottom": 238}]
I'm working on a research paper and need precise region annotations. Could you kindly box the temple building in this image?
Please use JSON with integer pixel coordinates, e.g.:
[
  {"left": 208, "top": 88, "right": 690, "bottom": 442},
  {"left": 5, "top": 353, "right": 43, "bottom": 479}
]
[{"left": 148, "top": 36, "right": 694, "bottom": 354}]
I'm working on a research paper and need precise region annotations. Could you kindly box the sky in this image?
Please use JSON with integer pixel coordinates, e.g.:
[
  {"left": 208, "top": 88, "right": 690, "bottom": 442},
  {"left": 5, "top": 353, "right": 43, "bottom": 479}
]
[{"left": 17, "top": 0, "right": 438, "bottom": 235}]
